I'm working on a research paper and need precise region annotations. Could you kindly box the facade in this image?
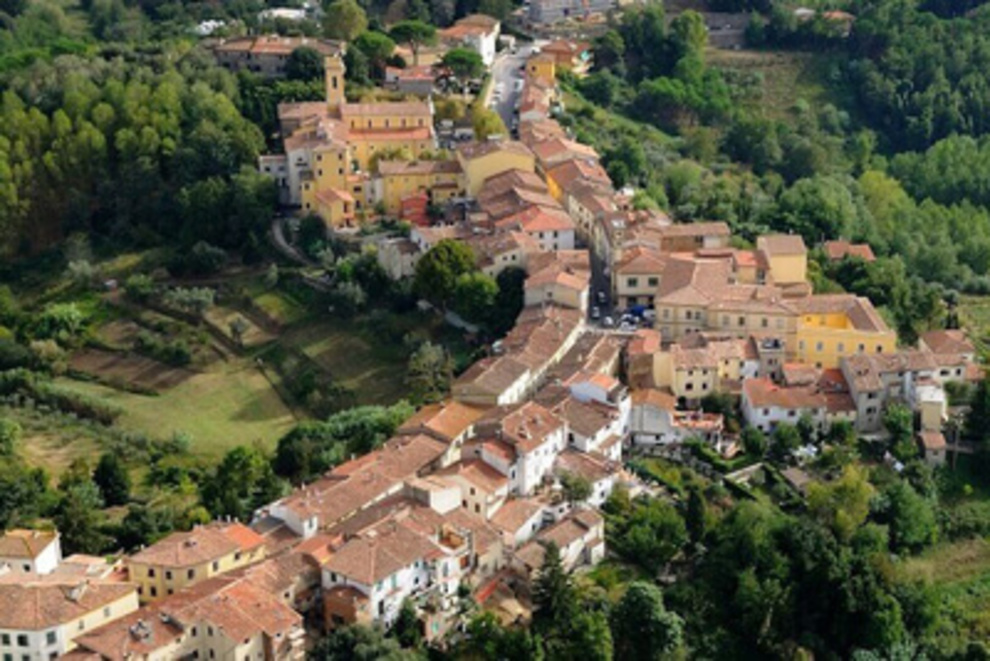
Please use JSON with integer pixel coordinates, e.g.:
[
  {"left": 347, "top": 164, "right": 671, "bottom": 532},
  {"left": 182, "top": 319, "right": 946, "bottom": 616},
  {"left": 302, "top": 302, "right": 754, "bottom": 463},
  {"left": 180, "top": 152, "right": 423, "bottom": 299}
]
[
  {"left": 438, "top": 14, "right": 500, "bottom": 66},
  {"left": 457, "top": 141, "right": 537, "bottom": 197},
  {"left": 126, "top": 522, "right": 265, "bottom": 602},
  {"left": 528, "top": 0, "right": 614, "bottom": 23},
  {"left": 376, "top": 159, "right": 464, "bottom": 214}
]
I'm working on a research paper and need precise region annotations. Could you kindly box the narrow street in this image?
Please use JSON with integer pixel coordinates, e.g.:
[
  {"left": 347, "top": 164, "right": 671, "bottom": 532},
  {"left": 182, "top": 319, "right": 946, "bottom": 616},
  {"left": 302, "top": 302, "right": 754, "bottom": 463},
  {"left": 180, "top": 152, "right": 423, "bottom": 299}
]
[{"left": 488, "top": 44, "right": 533, "bottom": 133}]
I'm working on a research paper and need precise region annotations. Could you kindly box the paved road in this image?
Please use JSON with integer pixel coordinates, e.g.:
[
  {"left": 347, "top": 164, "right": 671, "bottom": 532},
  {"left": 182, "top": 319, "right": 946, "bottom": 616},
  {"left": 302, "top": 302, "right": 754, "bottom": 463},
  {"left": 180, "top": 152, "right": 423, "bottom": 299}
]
[{"left": 488, "top": 45, "right": 533, "bottom": 134}]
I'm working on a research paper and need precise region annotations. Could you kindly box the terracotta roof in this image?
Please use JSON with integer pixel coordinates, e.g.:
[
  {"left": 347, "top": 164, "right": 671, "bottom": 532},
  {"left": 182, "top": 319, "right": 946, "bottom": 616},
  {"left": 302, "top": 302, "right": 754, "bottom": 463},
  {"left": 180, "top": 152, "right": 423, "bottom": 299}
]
[
  {"left": 399, "top": 400, "right": 488, "bottom": 441},
  {"left": 824, "top": 240, "right": 876, "bottom": 262},
  {"left": 499, "top": 205, "right": 575, "bottom": 233},
  {"left": 490, "top": 498, "right": 544, "bottom": 534},
  {"left": 436, "top": 459, "right": 508, "bottom": 492},
  {"left": 553, "top": 396, "right": 615, "bottom": 436},
  {"left": 479, "top": 401, "right": 564, "bottom": 453},
  {"left": 742, "top": 376, "right": 826, "bottom": 410},
  {"left": 541, "top": 40, "right": 591, "bottom": 57},
  {"left": 342, "top": 100, "right": 432, "bottom": 118},
  {"left": 0, "top": 580, "right": 135, "bottom": 630},
  {"left": 128, "top": 523, "right": 263, "bottom": 568},
  {"left": 477, "top": 169, "right": 547, "bottom": 200},
  {"left": 757, "top": 233, "right": 807, "bottom": 256},
  {"left": 454, "top": 355, "right": 530, "bottom": 395},
  {"left": 323, "top": 521, "right": 438, "bottom": 585},
  {"left": 457, "top": 13, "right": 500, "bottom": 28},
  {"left": 616, "top": 246, "right": 668, "bottom": 275},
  {"left": 546, "top": 158, "right": 611, "bottom": 193},
  {"left": 554, "top": 449, "right": 616, "bottom": 483},
  {"left": 918, "top": 430, "right": 946, "bottom": 451},
  {"left": 458, "top": 140, "right": 534, "bottom": 161},
  {"left": 315, "top": 188, "right": 355, "bottom": 205},
  {"left": 215, "top": 35, "right": 340, "bottom": 57},
  {"left": 660, "top": 221, "right": 731, "bottom": 238},
  {"left": 348, "top": 126, "right": 433, "bottom": 141},
  {"left": 790, "top": 295, "right": 891, "bottom": 333},
  {"left": 378, "top": 159, "right": 462, "bottom": 176},
  {"left": 531, "top": 138, "right": 599, "bottom": 168},
  {"left": 525, "top": 266, "right": 587, "bottom": 292},
  {"left": 920, "top": 330, "right": 974, "bottom": 356},
  {"left": 0, "top": 529, "right": 58, "bottom": 560},
  {"left": 631, "top": 388, "right": 677, "bottom": 410},
  {"left": 628, "top": 329, "right": 662, "bottom": 356},
  {"left": 514, "top": 508, "right": 602, "bottom": 570}
]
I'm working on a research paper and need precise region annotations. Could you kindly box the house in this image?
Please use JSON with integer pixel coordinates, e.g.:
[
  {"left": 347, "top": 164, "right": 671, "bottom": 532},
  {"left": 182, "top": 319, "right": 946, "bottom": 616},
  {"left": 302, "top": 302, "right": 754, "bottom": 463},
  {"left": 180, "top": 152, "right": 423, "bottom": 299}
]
[
  {"left": 525, "top": 53, "right": 556, "bottom": 84},
  {"left": 126, "top": 522, "right": 266, "bottom": 603},
  {"left": 262, "top": 434, "right": 450, "bottom": 537},
  {"left": 528, "top": 0, "right": 614, "bottom": 24},
  {"left": 0, "top": 529, "right": 62, "bottom": 575},
  {"left": 626, "top": 329, "right": 662, "bottom": 389},
  {"left": 544, "top": 157, "right": 611, "bottom": 204},
  {"left": 756, "top": 234, "right": 807, "bottom": 284},
  {"left": 629, "top": 388, "right": 724, "bottom": 448},
  {"left": 498, "top": 205, "right": 577, "bottom": 251},
  {"left": 553, "top": 450, "right": 619, "bottom": 508},
  {"left": 741, "top": 376, "right": 828, "bottom": 434},
  {"left": 917, "top": 430, "right": 947, "bottom": 466},
  {"left": 0, "top": 578, "right": 139, "bottom": 658},
  {"left": 435, "top": 459, "right": 510, "bottom": 518},
  {"left": 919, "top": 329, "right": 976, "bottom": 362},
  {"left": 653, "top": 335, "right": 758, "bottom": 403},
  {"left": 472, "top": 401, "right": 567, "bottom": 495},
  {"left": 539, "top": 41, "right": 592, "bottom": 75},
  {"left": 823, "top": 240, "right": 876, "bottom": 263},
  {"left": 376, "top": 237, "right": 421, "bottom": 280},
  {"left": 468, "top": 231, "right": 543, "bottom": 278},
  {"left": 213, "top": 36, "right": 341, "bottom": 77},
  {"left": 553, "top": 395, "right": 623, "bottom": 459},
  {"left": 397, "top": 399, "right": 489, "bottom": 446},
  {"left": 71, "top": 575, "right": 305, "bottom": 661},
  {"left": 453, "top": 356, "right": 533, "bottom": 407},
  {"left": 524, "top": 259, "right": 589, "bottom": 311},
  {"left": 512, "top": 509, "right": 604, "bottom": 577},
  {"left": 613, "top": 246, "right": 668, "bottom": 309},
  {"left": 531, "top": 138, "right": 600, "bottom": 175},
  {"left": 457, "top": 141, "right": 536, "bottom": 196},
  {"left": 384, "top": 65, "right": 436, "bottom": 96},
  {"left": 376, "top": 159, "right": 464, "bottom": 214},
  {"left": 490, "top": 498, "right": 547, "bottom": 548},
  {"left": 438, "top": 14, "right": 500, "bottom": 66}
]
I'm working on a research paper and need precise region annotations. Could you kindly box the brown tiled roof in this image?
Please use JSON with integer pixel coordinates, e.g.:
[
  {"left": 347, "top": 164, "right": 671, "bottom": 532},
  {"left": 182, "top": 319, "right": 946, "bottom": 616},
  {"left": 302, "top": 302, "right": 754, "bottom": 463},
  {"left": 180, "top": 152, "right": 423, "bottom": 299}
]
[
  {"left": 399, "top": 400, "right": 488, "bottom": 441},
  {"left": 615, "top": 246, "right": 668, "bottom": 275},
  {"left": 436, "top": 459, "right": 508, "bottom": 492},
  {"left": 458, "top": 140, "right": 534, "bottom": 161},
  {"left": 498, "top": 205, "right": 575, "bottom": 233},
  {"left": 454, "top": 356, "right": 530, "bottom": 394},
  {"left": 378, "top": 159, "right": 462, "bottom": 176},
  {"left": 479, "top": 401, "right": 564, "bottom": 453},
  {"left": 824, "top": 240, "right": 876, "bottom": 262},
  {"left": 918, "top": 430, "right": 946, "bottom": 451},
  {"left": 0, "top": 580, "right": 135, "bottom": 630},
  {"left": 553, "top": 397, "right": 615, "bottom": 437},
  {"left": 532, "top": 138, "right": 599, "bottom": 168},
  {"left": 757, "top": 233, "right": 807, "bottom": 256},
  {"left": 743, "top": 377, "right": 826, "bottom": 410},
  {"left": 477, "top": 169, "right": 547, "bottom": 200},
  {"left": 128, "top": 523, "right": 263, "bottom": 568},
  {"left": 0, "top": 529, "right": 57, "bottom": 560},
  {"left": 341, "top": 100, "right": 432, "bottom": 118},
  {"left": 490, "top": 498, "right": 544, "bottom": 534},
  {"left": 660, "top": 221, "right": 731, "bottom": 238},
  {"left": 920, "top": 329, "right": 974, "bottom": 356},
  {"left": 631, "top": 388, "right": 677, "bottom": 414},
  {"left": 215, "top": 35, "right": 340, "bottom": 57},
  {"left": 628, "top": 329, "right": 662, "bottom": 356},
  {"left": 546, "top": 158, "right": 611, "bottom": 192},
  {"left": 323, "top": 522, "right": 437, "bottom": 585},
  {"left": 514, "top": 508, "right": 602, "bottom": 570},
  {"left": 554, "top": 449, "right": 616, "bottom": 483}
]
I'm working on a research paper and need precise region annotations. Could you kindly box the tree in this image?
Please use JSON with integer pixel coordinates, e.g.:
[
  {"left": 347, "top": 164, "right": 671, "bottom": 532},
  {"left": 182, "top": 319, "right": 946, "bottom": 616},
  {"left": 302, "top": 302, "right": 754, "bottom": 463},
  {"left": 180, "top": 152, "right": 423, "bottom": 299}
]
[
  {"left": 685, "top": 487, "right": 708, "bottom": 544},
  {"left": 93, "top": 452, "right": 131, "bottom": 506},
  {"left": 285, "top": 47, "right": 325, "bottom": 82},
  {"left": 769, "top": 422, "right": 801, "bottom": 461},
  {"left": 311, "top": 624, "right": 417, "bottom": 660},
  {"left": 459, "top": 612, "right": 540, "bottom": 659},
  {"left": 413, "top": 239, "right": 476, "bottom": 310},
  {"left": 493, "top": 266, "right": 525, "bottom": 334},
  {"left": 200, "top": 446, "right": 286, "bottom": 521},
  {"left": 532, "top": 541, "right": 579, "bottom": 644},
  {"left": 0, "top": 418, "right": 21, "bottom": 456},
  {"left": 593, "top": 29, "right": 625, "bottom": 73},
  {"left": 741, "top": 425, "right": 768, "bottom": 456},
  {"left": 442, "top": 48, "right": 484, "bottom": 90},
  {"left": 389, "top": 20, "right": 436, "bottom": 66},
  {"left": 117, "top": 503, "right": 174, "bottom": 551},
  {"left": 353, "top": 31, "right": 396, "bottom": 79},
  {"left": 392, "top": 600, "right": 422, "bottom": 649},
  {"left": 612, "top": 497, "right": 687, "bottom": 574},
  {"left": 322, "top": 0, "right": 367, "bottom": 41},
  {"left": 966, "top": 376, "right": 990, "bottom": 443},
  {"left": 669, "top": 10, "right": 708, "bottom": 63},
  {"left": 472, "top": 105, "right": 507, "bottom": 141},
  {"left": 611, "top": 582, "right": 684, "bottom": 660},
  {"left": 559, "top": 472, "right": 593, "bottom": 504},
  {"left": 406, "top": 342, "right": 453, "bottom": 405},
  {"left": 453, "top": 271, "right": 498, "bottom": 327},
  {"left": 807, "top": 464, "right": 874, "bottom": 542},
  {"left": 55, "top": 481, "right": 109, "bottom": 555},
  {"left": 884, "top": 403, "right": 916, "bottom": 461},
  {"left": 876, "top": 481, "right": 937, "bottom": 553}
]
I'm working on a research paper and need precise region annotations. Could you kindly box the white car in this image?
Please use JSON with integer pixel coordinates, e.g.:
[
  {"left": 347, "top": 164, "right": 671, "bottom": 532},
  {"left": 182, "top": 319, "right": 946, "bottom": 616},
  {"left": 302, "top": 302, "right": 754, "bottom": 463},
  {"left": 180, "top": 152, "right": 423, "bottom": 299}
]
[
  {"left": 619, "top": 321, "right": 637, "bottom": 332},
  {"left": 591, "top": 306, "right": 601, "bottom": 320},
  {"left": 514, "top": 79, "right": 525, "bottom": 92},
  {"left": 602, "top": 316, "right": 615, "bottom": 328},
  {"left": 596, "top": 290, "right": 606, "bottom": 304}
]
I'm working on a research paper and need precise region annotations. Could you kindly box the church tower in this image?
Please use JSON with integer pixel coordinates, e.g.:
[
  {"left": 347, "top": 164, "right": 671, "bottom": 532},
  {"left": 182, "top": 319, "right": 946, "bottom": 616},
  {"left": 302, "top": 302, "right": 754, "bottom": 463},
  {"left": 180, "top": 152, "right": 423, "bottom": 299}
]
[{"left": 325, "top": 54, "right": 346, "bottom": 116}]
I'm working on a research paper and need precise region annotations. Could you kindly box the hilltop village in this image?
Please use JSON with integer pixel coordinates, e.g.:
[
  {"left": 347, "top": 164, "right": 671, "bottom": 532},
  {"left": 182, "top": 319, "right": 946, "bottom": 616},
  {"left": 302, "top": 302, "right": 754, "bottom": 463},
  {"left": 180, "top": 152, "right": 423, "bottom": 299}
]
[{"left": 0, "top": 22, "right": 983, "bottom": 661}]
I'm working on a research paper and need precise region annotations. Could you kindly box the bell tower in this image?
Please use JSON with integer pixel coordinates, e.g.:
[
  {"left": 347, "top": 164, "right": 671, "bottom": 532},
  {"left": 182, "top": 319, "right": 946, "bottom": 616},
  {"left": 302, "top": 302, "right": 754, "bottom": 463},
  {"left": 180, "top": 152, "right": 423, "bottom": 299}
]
[{"left": 325, "top": 54, "right": 346, "bottom": 116}]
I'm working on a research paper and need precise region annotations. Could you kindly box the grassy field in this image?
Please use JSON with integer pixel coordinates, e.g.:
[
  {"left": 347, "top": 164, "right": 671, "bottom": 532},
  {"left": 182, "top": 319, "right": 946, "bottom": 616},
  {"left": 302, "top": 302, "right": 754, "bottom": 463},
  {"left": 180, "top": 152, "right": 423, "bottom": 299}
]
[
  {"left": 54, "top": 360, "right": 297, "bottom": 458},
  {"left": 957, "top": 295, "right": 990, "bottom": 356},
  {"left": 708, "top": 49, "right": 835, "bottom": 122}
]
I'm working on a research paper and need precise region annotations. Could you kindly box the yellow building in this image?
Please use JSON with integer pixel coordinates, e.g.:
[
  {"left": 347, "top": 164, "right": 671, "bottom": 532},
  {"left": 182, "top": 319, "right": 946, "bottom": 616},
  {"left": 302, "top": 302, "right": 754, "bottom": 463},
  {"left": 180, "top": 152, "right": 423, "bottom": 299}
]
[
  {"left": 126, "top": 522, "right": 265, "bottom": 603},
  {"left": 757, "top": 234, "right": 807, "bottom": 285},
  {"left": 653, "top": 338, "right": 752, "bottom": 402},
  {"left": 377, "top": 159, "right": 464, "bottom": 214},
  {"left": 526, "top": 53, "right": 556, "bottom": 84},
  {"left": 457, "top": 140, "right": 536, "bottom": 196},
  {"left": 792, "top": 295, "right": 898, "bottom": 368}
]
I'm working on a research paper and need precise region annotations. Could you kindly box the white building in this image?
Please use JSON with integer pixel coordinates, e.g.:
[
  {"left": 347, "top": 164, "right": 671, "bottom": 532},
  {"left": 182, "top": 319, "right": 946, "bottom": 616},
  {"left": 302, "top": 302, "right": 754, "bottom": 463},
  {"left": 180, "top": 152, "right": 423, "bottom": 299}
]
[
  {"left": 0, "top": 578, "right": 139, "bottom": 658},
  {"left": 0, "top": 530, "right": 61, "bottom": 575},
  {"left": 629, "top": 388, "right": 725, "bottom": 449},
  {"left": 438, "top": 15, "right": 501, "bottom": 67}
]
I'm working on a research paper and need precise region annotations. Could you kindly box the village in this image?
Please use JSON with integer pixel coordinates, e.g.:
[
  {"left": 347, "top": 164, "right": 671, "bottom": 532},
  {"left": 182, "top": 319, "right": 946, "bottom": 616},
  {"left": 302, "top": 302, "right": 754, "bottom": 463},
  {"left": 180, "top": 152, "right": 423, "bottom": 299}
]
[{"left": 0, "top": 14, "right": 983, "bottom": 661}]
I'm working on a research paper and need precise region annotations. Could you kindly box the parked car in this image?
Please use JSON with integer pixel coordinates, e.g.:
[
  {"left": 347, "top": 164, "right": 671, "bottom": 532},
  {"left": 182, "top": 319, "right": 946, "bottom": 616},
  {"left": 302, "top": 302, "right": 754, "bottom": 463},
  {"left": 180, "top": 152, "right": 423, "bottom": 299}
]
[
  {"left": 591, "top": 306, "right": 601, "bottom": 320},
  {"left": 596, "top": 290, "right": 606, "bottom": 304},
  {"left": 602, "top": 316, "right": 615, "bottom": 328},
  {"left": 619, "top": 321, "right": 637, "bottom": 332}
]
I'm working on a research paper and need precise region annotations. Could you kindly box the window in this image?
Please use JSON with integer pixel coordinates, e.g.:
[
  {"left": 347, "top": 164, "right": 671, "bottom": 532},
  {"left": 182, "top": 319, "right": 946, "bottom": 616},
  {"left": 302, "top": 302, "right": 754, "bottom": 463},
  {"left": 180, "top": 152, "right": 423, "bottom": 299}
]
[
  {"left": 187, "top": 569, "right": 195, "bottom": 580},
  {"left": 816, "top": 342, "right": 824, "bottom": 352},
  {"left": 2, "top": 634, "right": 10, "bottom": 645},
  {"left": 212, "top": 561, "right": 219, "bottom": 572},
  {"left": 150, "top": 586, "right": 157, "bottom": 597},
  {"left": 761, "top": 318, "right": 768, "bottom": 328},
  {"left": 78, "top": 620, "right": 85, "bottom": 631},
  {"left": 192, "top": 627, "right": 198, "bottom": 637},
  {"left": 648, "top": 277, "right": 659, "bottom": 286},
  {"left": 46, "top": 632, "right": 56, "bottom": 646},
  {"left": 165, "top": 570, "right": 172, "bottom": 581},
  {"left": 837, "top": 342, "right": 844, "bottom": 353},
  {"left": 148, "top": 568, "right": 155, "bottom": 578},
  {"left": 738, "top": 316, "right": 745, "bottom": 327},
  {"left": 2, "top": 654, "right": 9, "bottom": 661},
  {"left": 16, "top": 636, "right": 28, "bottom": 648},
  {"left": 627, "top": 277, "right": 638, "bottom": 287},
  {"left": 208, "top": 626, "right": 214, "bottom": 637},
  {"left": 21, "top": 565, "right": 29, "bottom": 573},
  {"left": 234, "top": 551, "right": 242, "bottom": 562},
  {"left": 103, "top": 607, "right": 111, "bottom": 618}
]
